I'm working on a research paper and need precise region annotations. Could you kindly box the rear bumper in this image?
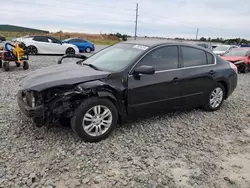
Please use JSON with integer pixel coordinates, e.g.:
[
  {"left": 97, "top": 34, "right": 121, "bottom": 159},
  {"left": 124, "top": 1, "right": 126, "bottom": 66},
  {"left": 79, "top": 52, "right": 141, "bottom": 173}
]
[
  {"left": 17, "top": 90, "right": 44, "bottom": 118},
  {"left": 227, "top": 72, "right": 238, "bottom": 98}
]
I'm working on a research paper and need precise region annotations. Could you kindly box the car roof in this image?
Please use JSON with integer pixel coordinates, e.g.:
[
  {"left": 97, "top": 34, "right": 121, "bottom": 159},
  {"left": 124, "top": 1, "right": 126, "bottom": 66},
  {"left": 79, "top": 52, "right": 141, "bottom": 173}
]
[{"left": 120, "top": 40, "right": 210, "bottom": 50}]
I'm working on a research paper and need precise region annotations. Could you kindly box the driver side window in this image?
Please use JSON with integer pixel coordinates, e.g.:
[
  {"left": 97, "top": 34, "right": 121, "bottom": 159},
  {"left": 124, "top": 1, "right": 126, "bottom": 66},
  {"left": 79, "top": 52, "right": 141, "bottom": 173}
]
[{"left": 135, "top": 46, "right": 179, "bottom": 71}]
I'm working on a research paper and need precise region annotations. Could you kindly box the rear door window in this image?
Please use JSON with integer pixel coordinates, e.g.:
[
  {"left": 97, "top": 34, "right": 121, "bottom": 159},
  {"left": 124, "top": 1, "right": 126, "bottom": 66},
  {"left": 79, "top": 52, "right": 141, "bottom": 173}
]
[
  {"left": 33, "top": 36, "right": 49, "bottom": 43},
  {"left": 181, "top": 46, "right": 207, "bottom": 67}
]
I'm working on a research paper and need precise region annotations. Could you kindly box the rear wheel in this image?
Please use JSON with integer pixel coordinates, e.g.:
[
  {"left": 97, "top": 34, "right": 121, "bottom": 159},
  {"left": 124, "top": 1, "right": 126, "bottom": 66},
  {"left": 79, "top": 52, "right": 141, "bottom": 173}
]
[
  {"left": 85, "top": 47, "right": 91, "bottom": 53},
  {"left": 71, "top": 97, "right": 118, "bottom": 142},
  {"left": 241, "top": 63, "right": 249, "bottom": 73},
  {"left": 23, "top": 61, "right": 29, "bottom": 70},
  {"left": 3, "top": 61, "right": 10, "bottom": 71},
  {"left": 15, "top": 62, "right": 21, "bottom": 67},
  {"left": 66, "top": 47, "right": 75, "bottom": 55},
  {"left": 203, "top": 83, "right": 225, "bottom": 111},
  {"left": 27, "top": 45, "right": 38, "bottom": 55},
  {"left": 0, "top": 60, "right": 2, "bottom": 68}
]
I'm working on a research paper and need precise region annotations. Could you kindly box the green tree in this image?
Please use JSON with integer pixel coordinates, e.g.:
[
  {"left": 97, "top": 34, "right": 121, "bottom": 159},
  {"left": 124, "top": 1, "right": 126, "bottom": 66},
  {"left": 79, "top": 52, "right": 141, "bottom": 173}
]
[{"left": 200, "top": 37, "right": 206, "bottom": 41}]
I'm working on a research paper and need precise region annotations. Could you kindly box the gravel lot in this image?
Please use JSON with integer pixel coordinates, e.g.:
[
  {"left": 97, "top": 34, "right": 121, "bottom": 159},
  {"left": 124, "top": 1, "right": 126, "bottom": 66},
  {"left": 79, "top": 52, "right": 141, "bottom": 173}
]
[{"left": 0, "top": 55, "right": 250, "bottom": 188}]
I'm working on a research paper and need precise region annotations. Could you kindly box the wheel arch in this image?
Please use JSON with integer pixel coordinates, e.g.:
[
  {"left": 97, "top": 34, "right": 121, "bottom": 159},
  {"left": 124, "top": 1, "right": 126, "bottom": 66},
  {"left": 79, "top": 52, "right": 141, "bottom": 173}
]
[
  {"left": 216, "top": 79, "right": 229, "bottom": 99},
  {"left": 76, "top": 81, "right": 127, "bottom": 121}
]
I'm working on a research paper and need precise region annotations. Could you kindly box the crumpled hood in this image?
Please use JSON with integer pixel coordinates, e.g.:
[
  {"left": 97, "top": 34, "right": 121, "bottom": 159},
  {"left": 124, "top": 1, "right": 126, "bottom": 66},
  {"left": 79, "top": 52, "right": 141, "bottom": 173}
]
[
  {"left": 221, "top": 56, "right": 246, "bottom": 62},
  {"left": 20, "top": 62, "right": 111, "bottom": 91}
]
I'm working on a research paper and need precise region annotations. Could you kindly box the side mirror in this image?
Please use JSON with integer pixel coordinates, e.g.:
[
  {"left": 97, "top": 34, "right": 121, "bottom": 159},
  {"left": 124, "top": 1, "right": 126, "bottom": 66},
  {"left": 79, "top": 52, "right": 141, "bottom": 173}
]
[{"left": 133, "top": 65, "right": 155, "bottom": 75}]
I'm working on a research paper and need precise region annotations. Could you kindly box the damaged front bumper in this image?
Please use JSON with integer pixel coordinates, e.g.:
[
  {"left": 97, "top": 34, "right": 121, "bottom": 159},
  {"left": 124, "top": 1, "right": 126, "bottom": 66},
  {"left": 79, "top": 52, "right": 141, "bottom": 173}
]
[{"left": 17, "top": 90, "right": 44, "bottom": 118}]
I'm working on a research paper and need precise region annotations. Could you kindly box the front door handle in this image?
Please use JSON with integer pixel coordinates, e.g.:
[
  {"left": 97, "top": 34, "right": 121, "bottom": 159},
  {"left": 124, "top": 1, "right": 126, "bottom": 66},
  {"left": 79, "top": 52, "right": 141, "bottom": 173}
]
[
  {"left": 171, "top": 77, "right": 179, "bottom": 83},
  {"left": 209, "top": 70, "right": 215, "bottom": 75}
]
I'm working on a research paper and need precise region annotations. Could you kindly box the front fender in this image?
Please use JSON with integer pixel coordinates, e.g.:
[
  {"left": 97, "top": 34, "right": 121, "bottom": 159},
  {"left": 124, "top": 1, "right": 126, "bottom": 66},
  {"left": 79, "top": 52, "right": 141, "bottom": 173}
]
[{"left": 76, "top": 80, "right": 127, "bottom": 118}]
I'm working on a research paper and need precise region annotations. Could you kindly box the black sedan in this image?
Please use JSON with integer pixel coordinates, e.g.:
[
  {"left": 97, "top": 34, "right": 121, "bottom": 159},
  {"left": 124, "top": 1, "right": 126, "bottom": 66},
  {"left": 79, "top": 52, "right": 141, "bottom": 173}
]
[{"left": 17, "top": 40, "right": 238, "bottom": 142}]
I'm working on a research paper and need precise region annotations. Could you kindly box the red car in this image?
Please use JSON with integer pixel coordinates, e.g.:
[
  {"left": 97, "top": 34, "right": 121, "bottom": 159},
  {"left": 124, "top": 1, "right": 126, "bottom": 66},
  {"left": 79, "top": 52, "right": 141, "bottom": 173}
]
[{"left": 221, "top": 48, "right": 250, "bottom": 73}]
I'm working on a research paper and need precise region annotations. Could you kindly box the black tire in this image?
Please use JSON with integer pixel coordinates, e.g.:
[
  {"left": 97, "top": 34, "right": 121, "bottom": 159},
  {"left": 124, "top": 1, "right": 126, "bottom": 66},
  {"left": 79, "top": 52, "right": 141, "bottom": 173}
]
[
  {"left": 203, "top": 83, "right": 225, "bottom": 111},
  {"left": 71, "top": 97, "right": 118, "bottom": 142},
  {"left": 23, "top": 61, "right": 29, "bottom": 70},
  {"left": 65, "top": 47, "right": 75, "bottom": 55},
  {"left": 85, "top": 47, "right": 91, "bottom": 53},
  {"left": 0, "top": 60, "right": 2, "bottom": 68},
  {"left": 15, "top": 62, "right": 21, "bottom": 67},
  {"left": 3, "top": 61, "right": 10, "bottom": 71},
  {"left": 241, "top": 63, "right": 249, "bottom": 73},
  {"left": 27, "top": 45, "right": 38, "bottom": 55}
]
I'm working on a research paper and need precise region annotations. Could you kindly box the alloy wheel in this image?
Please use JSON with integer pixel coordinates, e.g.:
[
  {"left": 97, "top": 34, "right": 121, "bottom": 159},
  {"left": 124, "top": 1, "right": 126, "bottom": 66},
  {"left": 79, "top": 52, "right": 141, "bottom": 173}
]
[
  {"left": 27, "top": 46, "right": 37, "bottom": 55},
  {"left": 82, "top": 105, "right": 112, "bottom": 137},
  {"left": 66, "top": 48, "right": 75, "bottom": 55},
  {"left": 209, "top": 87, "right": 223, "bottom": 108}
]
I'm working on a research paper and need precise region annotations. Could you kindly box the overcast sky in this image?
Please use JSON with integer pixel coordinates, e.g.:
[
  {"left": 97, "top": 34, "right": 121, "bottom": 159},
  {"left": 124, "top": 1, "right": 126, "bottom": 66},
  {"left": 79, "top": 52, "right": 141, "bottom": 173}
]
[{"left": 1, "top": 0, "right": 249, "bottom": 39}]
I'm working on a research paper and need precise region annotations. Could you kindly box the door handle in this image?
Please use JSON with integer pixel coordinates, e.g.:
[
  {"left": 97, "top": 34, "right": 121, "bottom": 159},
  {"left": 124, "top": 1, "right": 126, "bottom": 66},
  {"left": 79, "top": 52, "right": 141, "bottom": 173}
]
[
  {"left": 171, "top": 77, "right": 179, "bottom": 83},
  {"left": 209, "top": 70, "right": 215, "bottom": 75}
]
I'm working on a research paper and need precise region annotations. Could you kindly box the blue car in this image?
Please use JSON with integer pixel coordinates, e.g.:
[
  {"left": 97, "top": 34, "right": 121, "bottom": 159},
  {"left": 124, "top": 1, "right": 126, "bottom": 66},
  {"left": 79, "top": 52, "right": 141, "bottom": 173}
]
[{"left": 62, "top": 38, "right": 95, "bottom": 53}]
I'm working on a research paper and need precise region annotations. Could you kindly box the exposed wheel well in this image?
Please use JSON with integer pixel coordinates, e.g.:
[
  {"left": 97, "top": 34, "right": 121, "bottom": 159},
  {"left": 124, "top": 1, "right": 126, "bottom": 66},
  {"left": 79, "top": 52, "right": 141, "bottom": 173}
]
[{"left": 218, "top": 81, "right": 228, "bottom": 99}]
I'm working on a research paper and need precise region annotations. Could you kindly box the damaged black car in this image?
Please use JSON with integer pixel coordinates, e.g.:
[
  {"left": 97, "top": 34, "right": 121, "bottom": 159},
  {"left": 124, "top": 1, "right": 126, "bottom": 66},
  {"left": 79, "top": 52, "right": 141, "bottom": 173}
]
[{"left": 17, "top": 41, "right": 238, "bottom": 142}]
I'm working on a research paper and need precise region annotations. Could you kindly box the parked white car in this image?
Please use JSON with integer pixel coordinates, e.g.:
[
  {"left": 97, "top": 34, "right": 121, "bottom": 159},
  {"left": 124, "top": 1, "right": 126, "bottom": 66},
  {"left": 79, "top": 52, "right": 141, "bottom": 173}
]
[
  {"left": 213, "top": 45, "right": 238, "bottom": 55},
  {"left": 12, "top": 35, "right": 79, "bottom": 55}
]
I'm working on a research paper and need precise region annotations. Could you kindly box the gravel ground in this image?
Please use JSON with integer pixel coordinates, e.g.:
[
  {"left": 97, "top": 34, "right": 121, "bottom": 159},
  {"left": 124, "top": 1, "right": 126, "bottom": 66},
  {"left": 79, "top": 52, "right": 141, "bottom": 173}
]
[{"left": 0, "top": 55, "right": 250, "bottom": 188}]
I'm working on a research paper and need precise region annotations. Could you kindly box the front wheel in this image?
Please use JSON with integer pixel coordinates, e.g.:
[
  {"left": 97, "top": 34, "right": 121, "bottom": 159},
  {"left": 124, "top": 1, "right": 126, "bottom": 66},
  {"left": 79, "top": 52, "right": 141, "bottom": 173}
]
[
  {"left": 203, "top": 83, "right": 225, "bottom": 111},
  {"left": 0, "top": 60, "right": 2, "bottom": 68},
  {"left": 85, "top": 47, "right": 91, "bottom": 53},
  {"left": 27, "top": 45, "right": 38, "bottom": 55},
  {"left": 23, "top": 61, "right": 29, "bottom": 70},
  {"left": 241, "top": 63, "right": 249, "bottom": 73},
  {"left": 3, "top": 61, "right": 10, "bottom": 71},
  {"left": 71, "top": 97, "right": 118, "bottom": 142},
  {"left": 65, "top": 47, "right": 75, "bottom": 55}
]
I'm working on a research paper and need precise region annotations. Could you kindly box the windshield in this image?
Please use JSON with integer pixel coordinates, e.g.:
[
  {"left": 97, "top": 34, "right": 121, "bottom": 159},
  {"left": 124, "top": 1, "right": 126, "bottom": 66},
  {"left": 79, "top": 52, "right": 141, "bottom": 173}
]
[
  {"left": 223, "top": 49, "right": 248, "bottom": 57},
  {"left": 214, "top": 45, "right": 229, "bottom": 51},
  {"left": 81, "top": 43, "right": 148, "bottom": 72}
]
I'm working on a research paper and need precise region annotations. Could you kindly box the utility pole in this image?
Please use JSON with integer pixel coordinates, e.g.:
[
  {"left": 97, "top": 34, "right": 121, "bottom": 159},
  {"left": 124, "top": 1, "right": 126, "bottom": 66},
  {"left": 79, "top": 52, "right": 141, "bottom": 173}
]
[
  {"left": 134, "top": 3, "right": 139, "bottom": 40},
  {"left": 195, "top": 28, "right": 199, "bottom": 40}
]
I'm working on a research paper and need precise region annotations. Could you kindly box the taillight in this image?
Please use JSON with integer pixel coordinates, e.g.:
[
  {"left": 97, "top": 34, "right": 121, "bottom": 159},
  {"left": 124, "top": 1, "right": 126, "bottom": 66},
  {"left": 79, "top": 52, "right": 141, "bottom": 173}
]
[{"left": 228, "top": 62, "right": 238, "bottom": 73}]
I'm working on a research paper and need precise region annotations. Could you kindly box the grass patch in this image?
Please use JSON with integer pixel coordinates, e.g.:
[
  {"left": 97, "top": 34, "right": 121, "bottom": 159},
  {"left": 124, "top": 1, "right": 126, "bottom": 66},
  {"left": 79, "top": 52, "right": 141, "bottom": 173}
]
[{"left": 90, "top": 39, "right": 120, "bottom": 45}]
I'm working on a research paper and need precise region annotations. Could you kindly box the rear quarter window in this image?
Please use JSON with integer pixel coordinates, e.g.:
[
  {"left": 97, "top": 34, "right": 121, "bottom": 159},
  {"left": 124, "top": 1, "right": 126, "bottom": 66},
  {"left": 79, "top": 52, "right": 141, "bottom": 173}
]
[{"left": 206, "top": 52, "right": 215, "bottom": 64}]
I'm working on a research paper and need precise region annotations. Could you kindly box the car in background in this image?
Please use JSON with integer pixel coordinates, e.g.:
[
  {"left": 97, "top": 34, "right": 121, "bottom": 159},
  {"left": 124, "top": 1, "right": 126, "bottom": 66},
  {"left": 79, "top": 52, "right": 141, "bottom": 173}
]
[
  {"left": 13, "top": 35, "right": 79, "bottom": 55},
  {"left": 221, "top": 47, "right": 250, "bottom": 73},
  {"left": 213, "top": 45, "right": 238, "bottom": 56},
  {"left": 17, "top": 41, "right": 238, "bottom": 142},
  {"left": 62, "top": 38, "right": 95, "bottom": 53},
  {"left": 0, "top": 35, "right": 6, "bottom": 42}
]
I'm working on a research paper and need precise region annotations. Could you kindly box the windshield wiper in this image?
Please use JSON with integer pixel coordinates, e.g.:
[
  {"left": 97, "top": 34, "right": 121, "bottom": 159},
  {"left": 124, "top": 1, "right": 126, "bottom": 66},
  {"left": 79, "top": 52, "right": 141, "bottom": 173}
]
[{"left": 82, "top": 63, "right": 102, "bottom": 71}]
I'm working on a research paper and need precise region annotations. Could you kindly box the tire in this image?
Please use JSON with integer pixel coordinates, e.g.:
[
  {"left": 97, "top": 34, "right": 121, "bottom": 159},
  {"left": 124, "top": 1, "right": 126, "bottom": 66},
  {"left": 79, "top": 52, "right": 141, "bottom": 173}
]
[
  {"left": 15, "top": 62, "right": 21, "bottom": 67},
  {"left": 65, "top": 47, "right": 75, "bottom": 55},
  {"left": 71, "top": 97, "right": 118, "bottom": 142},
  {"left": 23, "top": 61, "right": 29, "bottom": 70},
  {"left": 3, "top": 61, "right": 10, "bottom": 71},
  {"left": 85, "top": 47, "right": 91, "bottom": 53},
  {"left": 241, "top": 63, "right": 249, "bottom": 73},
  {"left": 0, "top": 60, "right": 2, "bottom": 68},
  {"left": 27, "top": 45, "right": 38, "bottom": 55},
  {"left": 203, "top": 83, "right": 225, "bottom": 111}
]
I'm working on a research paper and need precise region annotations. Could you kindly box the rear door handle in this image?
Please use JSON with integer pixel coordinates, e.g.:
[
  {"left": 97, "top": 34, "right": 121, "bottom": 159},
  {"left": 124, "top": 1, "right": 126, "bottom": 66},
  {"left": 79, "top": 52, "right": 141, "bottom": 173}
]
[
  {"left": 171, "top": 77, "right": 179, "bottom": 83},
  {"left": 209, "top": 70, "right": 215, "bottom": 75}
]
